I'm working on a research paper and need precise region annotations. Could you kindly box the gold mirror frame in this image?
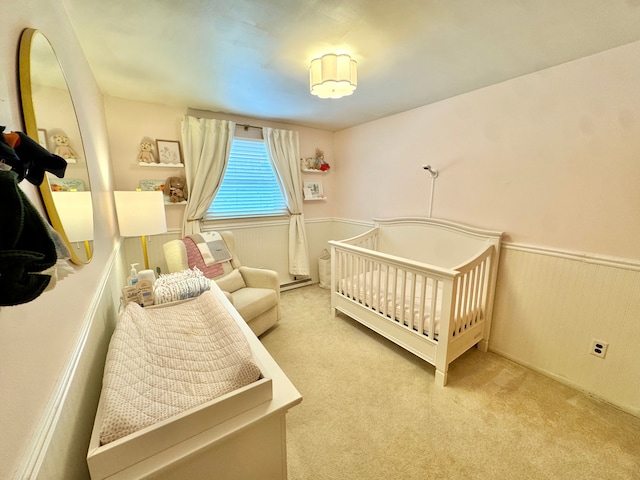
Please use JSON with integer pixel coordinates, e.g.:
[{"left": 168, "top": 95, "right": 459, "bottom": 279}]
[{"left": 18, "top": 28, "right": 93, "bottom": 264}]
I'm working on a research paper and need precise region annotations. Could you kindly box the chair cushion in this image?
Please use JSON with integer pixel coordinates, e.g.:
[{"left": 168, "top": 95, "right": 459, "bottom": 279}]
[
  {"left": 215, "top": 269, "right": 246, "bottom": 293},
  {"left": 231, "top": 287, "right": 277, "bottom": 321}
]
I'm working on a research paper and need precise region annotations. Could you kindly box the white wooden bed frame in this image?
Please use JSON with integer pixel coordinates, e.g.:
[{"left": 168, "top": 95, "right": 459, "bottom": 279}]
[
  {"left": 329, "top": 217, "right": 502, "bottom": 386},
  {"left": 86, "top": 282, "right": 302, "bottom": 480}
]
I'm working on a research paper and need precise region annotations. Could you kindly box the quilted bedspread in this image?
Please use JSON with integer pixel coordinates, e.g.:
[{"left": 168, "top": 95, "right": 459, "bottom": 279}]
[{"left": 99, "top": 290, "right": 262, "bottom": 445}]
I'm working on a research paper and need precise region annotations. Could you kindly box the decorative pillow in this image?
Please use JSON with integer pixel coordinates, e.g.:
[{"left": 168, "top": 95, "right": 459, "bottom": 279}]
[
  {"left": 153, "top": 268, "right": 211, "bottom": 305},
  {"left": 183, "top": 236, "right": 231, "bottom": 279},
  {"left": 215, "top": 269, "right": 246, "bottom": 293}
]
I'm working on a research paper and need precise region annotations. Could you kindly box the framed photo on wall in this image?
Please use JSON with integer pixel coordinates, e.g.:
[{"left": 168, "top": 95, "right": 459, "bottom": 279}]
[
  {"left": 303, "top": 180, "right": 323, "bottom": 199},
  {"left": 37, "top": 128, "right": 48, "bottom": 149},
  {"left": 156, "top": 139, "right": 183, "bottom": 165}
]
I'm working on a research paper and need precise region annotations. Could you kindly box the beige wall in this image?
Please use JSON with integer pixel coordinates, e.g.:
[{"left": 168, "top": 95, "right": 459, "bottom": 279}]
[
  {"left": 333, "top": 40, "right": 640, "bottom": 414},
  {"left": 1, "top": 1, "right": 118, "bottom": 478},
  {"left": 104, "top": 97, "right": 336, "bottom": 232}
]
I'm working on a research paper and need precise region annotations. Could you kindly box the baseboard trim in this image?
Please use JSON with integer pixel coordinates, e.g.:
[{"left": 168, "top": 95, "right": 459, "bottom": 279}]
[
  {"left": 280, "top": 278, "right": 313, "bottom": 292},
  {"left": 488, "top": 346, "right": 639, "bottom": 418}
]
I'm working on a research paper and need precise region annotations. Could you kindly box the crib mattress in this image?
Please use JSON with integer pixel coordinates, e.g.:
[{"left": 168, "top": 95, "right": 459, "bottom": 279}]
[
  {"left": 98, "top": 290, "right": 262, "bottom": 445},
  {"left": 340, "top": 269, "right": 443, "bottom": 338}
]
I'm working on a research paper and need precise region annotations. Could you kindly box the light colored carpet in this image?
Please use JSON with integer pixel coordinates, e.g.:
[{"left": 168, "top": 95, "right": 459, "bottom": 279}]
[{"left": 260, "top": 286, "right": 640, "bottom": 480}]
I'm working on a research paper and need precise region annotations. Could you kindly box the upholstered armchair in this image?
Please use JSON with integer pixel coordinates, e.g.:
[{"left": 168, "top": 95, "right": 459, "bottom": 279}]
[{"left": 162, "top": 231, "right": 280, "bottom": 336}]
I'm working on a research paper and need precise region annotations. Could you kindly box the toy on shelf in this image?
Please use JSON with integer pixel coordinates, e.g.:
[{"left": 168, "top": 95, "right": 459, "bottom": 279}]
[
  {"left": 51, "top": 133, "right": 78, "bottom": 162},
  {"left": 163, "top": 176, "right": 188, "bottom": 203},
  {"left": 137, "top": 140, "right": 156, "bottom": 164},
  {"left": 301, "top": 148, "right": 330, "bottom": 172}
]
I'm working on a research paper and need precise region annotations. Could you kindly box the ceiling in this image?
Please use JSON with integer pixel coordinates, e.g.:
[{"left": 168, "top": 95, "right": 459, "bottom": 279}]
[{"left": 62, "top": 0, "right": 640, "bottom": 132}]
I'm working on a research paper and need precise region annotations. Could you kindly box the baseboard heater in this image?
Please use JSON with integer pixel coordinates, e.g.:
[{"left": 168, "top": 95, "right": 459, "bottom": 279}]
[{"left": 280, "top": 277, "right": 313, "bottom": 292}]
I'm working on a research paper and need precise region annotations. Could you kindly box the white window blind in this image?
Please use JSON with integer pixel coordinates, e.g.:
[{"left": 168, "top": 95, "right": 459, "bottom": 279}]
[{"left": 206, "top": 138, "right": 287, "bottom": 219}]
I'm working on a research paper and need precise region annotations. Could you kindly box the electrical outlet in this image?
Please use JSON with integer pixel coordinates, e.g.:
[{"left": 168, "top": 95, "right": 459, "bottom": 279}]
[{"left": 590, "top": 340, "right": 609, "bottom": 359}]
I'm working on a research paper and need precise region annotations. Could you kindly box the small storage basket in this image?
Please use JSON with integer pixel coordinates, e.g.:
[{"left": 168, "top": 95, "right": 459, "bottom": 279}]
[{"left": 318, "top": 249, "right": 331, "bottom": 289}]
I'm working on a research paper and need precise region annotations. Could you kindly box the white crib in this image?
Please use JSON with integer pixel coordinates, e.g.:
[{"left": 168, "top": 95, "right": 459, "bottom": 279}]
[{"left": 329, "top": 217, "right": 502, "bottom": 386}]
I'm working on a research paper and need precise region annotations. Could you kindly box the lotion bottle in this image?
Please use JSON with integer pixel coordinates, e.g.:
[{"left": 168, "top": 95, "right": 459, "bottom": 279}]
[{"left": 127, "top": 263, "right": 139, "bottom": 286}]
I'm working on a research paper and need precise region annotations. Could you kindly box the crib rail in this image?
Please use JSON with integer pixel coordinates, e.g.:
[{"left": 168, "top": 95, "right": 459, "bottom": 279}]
[
  {"left": 450, "top": 245, "right": 494, "bottom": 339},
  {"left": 338, "top": 227, "right": 379, "bottom": 251},
  {"left": 330, "top": 239, "right": 458, "bottom": 342},
  {"left": 330, "top": 239, "right": 495, "bottom": 344}
]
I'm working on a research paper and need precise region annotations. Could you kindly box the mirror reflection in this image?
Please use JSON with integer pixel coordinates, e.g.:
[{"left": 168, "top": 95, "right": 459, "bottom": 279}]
[{"left": 19, "top": 28, "right": 93, "bottom": 264}]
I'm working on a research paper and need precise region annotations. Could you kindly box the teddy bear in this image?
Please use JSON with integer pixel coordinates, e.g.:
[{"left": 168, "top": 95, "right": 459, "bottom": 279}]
[
  {"left": 51, "top": 134, "right": 77, "bottom": 161},
  {"left": 137, "top": 141, "right": 156, "bottom": 163},
  {"left": 163, "top": 176, "right": 188, "bottom": 203}
]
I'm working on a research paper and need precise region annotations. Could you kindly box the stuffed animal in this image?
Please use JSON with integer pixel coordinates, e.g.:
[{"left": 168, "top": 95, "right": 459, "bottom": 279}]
[
  {"left": 51, "top": 134, "right": 77, "bottom": 161},
  {"left": 137, "top": 141, "right": 155, "bottom": 164},
  {"left": 314, "top": 148, "right": 330, "bottom": 171},
  {"left": 163, "top": 176, "right": 188, "bottom": 203}
]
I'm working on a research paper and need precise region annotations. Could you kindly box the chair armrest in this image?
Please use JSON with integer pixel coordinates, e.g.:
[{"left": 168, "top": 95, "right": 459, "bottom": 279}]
[
  {"left": 239, "top": 266, "right": 280, "bottom": 292},
  {"left": 221, "top": 289, "right": 235, "bottom": 305}
]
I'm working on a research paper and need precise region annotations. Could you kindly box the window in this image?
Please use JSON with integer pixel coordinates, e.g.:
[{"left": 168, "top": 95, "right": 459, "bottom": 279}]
[{"left": 206, "top": 138, "right": 287, "bottom": 219}]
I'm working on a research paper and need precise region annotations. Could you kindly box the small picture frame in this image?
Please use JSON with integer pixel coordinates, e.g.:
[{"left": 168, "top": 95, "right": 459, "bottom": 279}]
[
  {"left": 303, "top": 181, "right": 323, "bottom": 199},
  {"left": 49, "top": 178, "right": 85, "bottom": 192},
  {"left": 139, "top": 179, "right": 172, "bottom": 203},
  {"left": 37, "top": 129, "right": 48, "bottom": 149},
  {"left": 156, "top": 139, "right": 183, "bottom": 165}
]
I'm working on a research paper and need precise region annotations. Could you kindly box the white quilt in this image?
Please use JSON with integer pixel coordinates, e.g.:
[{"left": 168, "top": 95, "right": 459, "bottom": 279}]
[{"left": 99, "top": 291, "right": 261, "bottom": 445}]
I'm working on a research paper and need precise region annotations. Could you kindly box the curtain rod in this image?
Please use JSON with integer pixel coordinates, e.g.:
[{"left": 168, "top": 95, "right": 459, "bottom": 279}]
[{"left": 237, "top": 123, "right": 263, "bottom": 131}]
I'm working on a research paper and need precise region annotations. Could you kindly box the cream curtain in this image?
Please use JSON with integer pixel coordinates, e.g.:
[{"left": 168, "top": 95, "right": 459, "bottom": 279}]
[
  {"left": 181, "top": 116, "right": 235, "bottom": 236},
  {"left": 263, "top": 127, "right": 310, "bottom": 276}
]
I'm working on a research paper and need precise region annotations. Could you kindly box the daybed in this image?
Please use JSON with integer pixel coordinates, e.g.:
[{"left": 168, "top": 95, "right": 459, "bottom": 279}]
[
  {"left": 87, "top": 282, "right": 301, "bottom": 479},
  {"left": 329, "top": 217, "right": 502, "bottom": 386},
  {"left": 163, "top": 231, "right": 280, "bottom": 336}
]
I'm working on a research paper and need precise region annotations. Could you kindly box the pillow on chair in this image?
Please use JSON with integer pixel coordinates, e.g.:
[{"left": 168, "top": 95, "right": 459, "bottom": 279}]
[{"left": 215, "top": 269, "right": 246, "bottom": 293}]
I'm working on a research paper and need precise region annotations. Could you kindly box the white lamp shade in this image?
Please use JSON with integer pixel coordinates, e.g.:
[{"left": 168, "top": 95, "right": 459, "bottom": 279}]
[
  {"left": 51, "top": 191, "right": 94, "bottom": 242},
  {"left": 114, "top": 191, "right": 167, "bottom": 237},
  {"left": 310, "top": 53, "right": 357, "bottom": 99}
]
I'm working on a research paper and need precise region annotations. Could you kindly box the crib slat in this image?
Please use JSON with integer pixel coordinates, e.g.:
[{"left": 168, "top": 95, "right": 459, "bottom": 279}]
[
  {"left": 429, "top": 278, "right": 438, "bottom": 340},
  {"left": 464, "top": 268, "right": 474, "bottom": 329},
  {"left": 418, "top": 275, "right": 426, "bottom": 336},
  {"left": 407, "top": 271, "right": 416, "bottom": 330},
  {"left": 383, "top": 264, "right": 390, "bottom": 318},
  {"left": 375, "top": 263, "right": 382, "bottom": 315},
  {"left": 477, "top": 260, "right": 487, "bottom": 317},
  {"left": 399, "top": 269, "right": 407, "bottom": 326}
]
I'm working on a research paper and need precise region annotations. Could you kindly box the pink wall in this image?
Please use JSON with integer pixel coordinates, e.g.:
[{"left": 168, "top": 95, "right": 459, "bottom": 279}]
[
  {"left": 105, "top": 98, "right": 336, "bottom": 231},
  {"left": 334, "top": 40, "right": 640, "bottom": 260}
]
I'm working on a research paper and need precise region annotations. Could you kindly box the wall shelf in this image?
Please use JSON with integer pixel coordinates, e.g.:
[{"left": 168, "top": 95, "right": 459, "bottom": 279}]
[
  {"left": 301, "top": 168, "right": 328, "bottom": 174},
  {"left": 139, "top": 162, "right": 184, "bottom": 168}
]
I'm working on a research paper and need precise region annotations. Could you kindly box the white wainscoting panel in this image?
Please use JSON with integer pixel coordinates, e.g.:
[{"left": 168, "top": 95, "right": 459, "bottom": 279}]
[
  {"left": 490, "top": 244, "right": 640, "bottom": 416},
  {"left": 15, "top": 245, "right": 127, "bottom": 480}
]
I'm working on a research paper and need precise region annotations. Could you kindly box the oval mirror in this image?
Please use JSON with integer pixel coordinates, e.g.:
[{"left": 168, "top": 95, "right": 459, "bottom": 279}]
[{"left": 18, "top": 28, "right": 93, "bottom": 264}]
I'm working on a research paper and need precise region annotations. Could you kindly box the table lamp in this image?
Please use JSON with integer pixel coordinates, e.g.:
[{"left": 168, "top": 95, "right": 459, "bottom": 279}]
[
  {"left": 52, "top": 190, "right": 94, "bottom": 259},
  {"left": 114, "top": 190, "right": 167, "bottom": 270}
]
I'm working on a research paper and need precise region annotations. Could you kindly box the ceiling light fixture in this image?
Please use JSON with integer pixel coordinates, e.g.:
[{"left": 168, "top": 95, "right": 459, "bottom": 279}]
[{"left": 309, "top": 53, "right": 357, "bottom": 99}]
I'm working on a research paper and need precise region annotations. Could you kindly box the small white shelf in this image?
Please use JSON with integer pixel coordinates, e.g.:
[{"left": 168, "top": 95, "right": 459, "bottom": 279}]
[
  {"left": 303, "top": 196, "right": 327, "bottom": 201},
  {"left": 139, "top": 162, "right": 184, "bottom": 168},
  {"left": 301, "top": 168, "right": 328, "bottom": 174},
  {"left": 164, "top": 201, "right": 187, "bottom": 205}
]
